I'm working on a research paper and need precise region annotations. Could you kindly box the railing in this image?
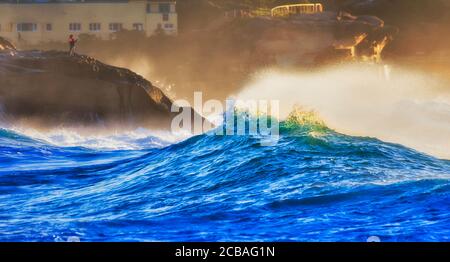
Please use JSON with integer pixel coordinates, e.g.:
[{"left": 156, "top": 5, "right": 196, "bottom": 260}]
[
  {"left": 271, "top": 3, "right": 324, "bottom": 17},
  {"left": 224, "top": 8, "right": 271, "bottom": 18},
  {"left": 224, "top": 3, "right": 323, "bottom": 19},
  {"left": 250, "top": 8, "right": 272, "bottom": 17}
]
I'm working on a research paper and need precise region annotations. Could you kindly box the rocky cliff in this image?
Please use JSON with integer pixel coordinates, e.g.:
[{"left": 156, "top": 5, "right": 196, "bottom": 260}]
[
  {"left": 0, "top": 37, "right": 201, "bottom": 131},
  {"left": 224, "top": 11, "right": 396, "bottom": 65},
  {"left": 339, "top": 0, "right": 450, "bottom": 56}
]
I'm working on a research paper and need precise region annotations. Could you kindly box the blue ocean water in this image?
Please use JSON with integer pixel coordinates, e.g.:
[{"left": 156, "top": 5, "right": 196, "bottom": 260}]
[{"left": 0, "top": 119, "right": 450, "bottom": 242}]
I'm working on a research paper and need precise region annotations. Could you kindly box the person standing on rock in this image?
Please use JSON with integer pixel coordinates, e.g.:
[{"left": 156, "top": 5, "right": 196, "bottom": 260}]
[{"left": 68, "top": 35, "right": 78, "bottom": 56}]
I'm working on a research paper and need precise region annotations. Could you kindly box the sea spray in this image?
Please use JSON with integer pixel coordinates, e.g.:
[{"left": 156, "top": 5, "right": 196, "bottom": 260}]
[{"left": 237, "top": 63, "right": 450, "bottom": 159}]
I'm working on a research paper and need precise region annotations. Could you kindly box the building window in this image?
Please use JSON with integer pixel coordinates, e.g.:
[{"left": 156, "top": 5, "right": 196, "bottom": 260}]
[
  {"left": 162, "top": 13, "right": 169, "bottom": 21},
  {"left": 17, "top": 23, "right": 37, "bottom": 32},
  {"left": 109, "top": 23, "right": 122, "bottom": 32},
  {"left": 146, "top": 3, "right": 151, "bottom": 13},
  {"left": 89, "top": 23, "right": 101, "bottom": 32},
  {"left": 159, "top": 3, "right": 171, "bottom": 13},
  {"left": 69, "top": 23, "right": 81, "bottom": 32},
  {"left": 133, "top": 23, "right": 144, "bottom": 31},
  {"left": 164, "top": 24, "right": 174, "bottom": 29},
  {"left": 46, "top": 23, "right": 52, "bottom": 31}
]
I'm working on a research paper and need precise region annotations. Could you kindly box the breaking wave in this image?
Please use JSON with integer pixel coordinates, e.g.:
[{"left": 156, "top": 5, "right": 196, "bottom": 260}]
[
  {"left": 237, "top": 63, "right": 450, "bottom": 159},
  {"left": 0, "top": 106, "right": 449, "bottom": 241}
]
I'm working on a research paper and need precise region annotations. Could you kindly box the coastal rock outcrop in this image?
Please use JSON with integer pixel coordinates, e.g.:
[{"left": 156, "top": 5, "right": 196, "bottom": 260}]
[
  {"left": 224, "top": 11, "right": 397, "bottom": 65},
  {"left": 0, "top": 37, "right": 201, "bottom": 131},
  {"left": 339, "top": 0, "right": 450, "bottom": 56}
]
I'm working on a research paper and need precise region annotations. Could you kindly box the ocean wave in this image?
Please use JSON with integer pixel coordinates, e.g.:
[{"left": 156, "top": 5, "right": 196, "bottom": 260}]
[
  {"left": 1, "top": 126, "right": 186, "bottom": 151},
  {"left": 237, "top": 63, "right": 450, "bottom": 159},
  {"left": 0, "top": 113, "right": 449, "bottom": 241}
]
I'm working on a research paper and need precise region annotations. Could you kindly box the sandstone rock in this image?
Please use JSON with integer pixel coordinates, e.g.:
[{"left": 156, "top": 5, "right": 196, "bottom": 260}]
[{"left": 0, "top": 37, "right": 203, "bottom": 131}]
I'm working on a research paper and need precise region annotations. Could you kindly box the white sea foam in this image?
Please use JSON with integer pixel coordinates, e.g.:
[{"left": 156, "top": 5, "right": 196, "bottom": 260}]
[
  {"left": 4, "top": 126, "right": 190, "bottom": 150},
  {"left": 236, "top": 63, "right": 450, "bottom": 159}
]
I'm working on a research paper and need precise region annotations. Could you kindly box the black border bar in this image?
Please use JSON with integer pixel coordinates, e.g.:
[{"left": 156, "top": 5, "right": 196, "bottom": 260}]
[{"left": 1, "top": 243, "right": 450, "bottom": 260}]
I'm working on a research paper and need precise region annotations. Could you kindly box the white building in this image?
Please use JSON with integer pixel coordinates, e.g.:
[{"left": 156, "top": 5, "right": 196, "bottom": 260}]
[{"left": 0, "top": 0, "right": 178, "bottom": 45}]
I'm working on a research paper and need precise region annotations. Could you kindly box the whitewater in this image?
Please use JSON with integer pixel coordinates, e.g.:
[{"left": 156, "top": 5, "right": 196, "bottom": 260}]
[{"left": 0, "top": 64, "right": 449, "bottom": 242}]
